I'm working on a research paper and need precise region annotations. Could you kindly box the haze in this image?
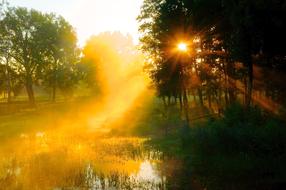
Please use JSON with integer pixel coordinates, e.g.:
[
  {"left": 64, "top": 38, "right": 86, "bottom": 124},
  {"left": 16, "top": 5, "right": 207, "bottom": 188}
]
[{"left": 9, "top": 0, "right": 143, "bottom": 45}]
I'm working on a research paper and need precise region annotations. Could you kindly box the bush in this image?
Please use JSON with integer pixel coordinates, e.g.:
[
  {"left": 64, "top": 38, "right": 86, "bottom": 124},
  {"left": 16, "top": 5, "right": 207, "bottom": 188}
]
[{"left": 189, "top": 103, "right": 286, "bottom": 190}]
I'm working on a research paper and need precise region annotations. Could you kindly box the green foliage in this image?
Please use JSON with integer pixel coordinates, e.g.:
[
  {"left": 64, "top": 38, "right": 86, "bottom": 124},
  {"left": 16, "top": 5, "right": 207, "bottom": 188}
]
[
  {"left": 188, "top": 104, "right": 286, "bottom": 189},
  {"left": 37, "top": 14, "right": 80, "bottom": 101},
  {"left": 138, "top": 0, "right": 195, "bottom": 116},
  {"left": 146, "top": 103, "right": 286, "bottom": 189},
  {"left": 135, "top": 104, "right": 183, "bottom": 136},
  {"left": 138, "top": 0, "right": 286, "bottom": 110},
  {"left": 0, "top": 6, "right": 81, "bottom": 104}
]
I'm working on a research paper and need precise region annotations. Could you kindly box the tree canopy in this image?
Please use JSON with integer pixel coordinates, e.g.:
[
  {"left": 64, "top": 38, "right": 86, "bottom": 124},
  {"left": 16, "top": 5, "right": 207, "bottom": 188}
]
[
  {"left": 138, "top": 0, "right": 286, "bottom": 113},
  {"left": 0, "top": 7, "right": 81, "bottom": 104}
]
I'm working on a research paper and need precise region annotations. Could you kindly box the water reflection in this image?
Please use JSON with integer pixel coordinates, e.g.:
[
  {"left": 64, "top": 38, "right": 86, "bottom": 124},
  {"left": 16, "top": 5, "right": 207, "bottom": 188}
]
[
  {"left": 85, "top": 161, "right": 164, "bottom": 189},
  {"left": 0, "top": 130, "right": 168, "bottom": 190}
]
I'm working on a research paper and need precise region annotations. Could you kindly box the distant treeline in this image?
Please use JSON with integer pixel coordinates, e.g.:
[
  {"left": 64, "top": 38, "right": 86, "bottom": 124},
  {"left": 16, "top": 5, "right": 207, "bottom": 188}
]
[
  {"left": 138, "top": 0, "right": 286, "bottom": 116},
  {"left": 0, "top": 2, "right": 138, "bottom": 105}
]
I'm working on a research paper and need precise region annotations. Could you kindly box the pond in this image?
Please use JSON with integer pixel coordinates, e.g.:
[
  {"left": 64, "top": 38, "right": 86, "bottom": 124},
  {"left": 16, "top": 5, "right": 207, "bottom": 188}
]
[{"left": 0, "top": 129, "right": 187, "bottom": 190}]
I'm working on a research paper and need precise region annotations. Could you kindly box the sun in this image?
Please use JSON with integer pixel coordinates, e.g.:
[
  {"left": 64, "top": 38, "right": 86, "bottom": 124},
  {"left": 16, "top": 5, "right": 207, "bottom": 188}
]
[{"left": 177, "top": 42, "right": 188, "bottom": 52}]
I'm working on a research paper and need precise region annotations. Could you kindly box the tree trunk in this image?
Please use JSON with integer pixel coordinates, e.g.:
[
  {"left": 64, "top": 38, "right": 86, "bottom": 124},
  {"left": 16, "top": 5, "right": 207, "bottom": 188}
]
[
  {"left": 242, "top": 29, "right": 253, "bottom": 107},
  {"left": 179, "top": 94, "right": 183, "bottom": 111},
  {"left": 5, "top": 57, "right": 11, "bottom": 103},
  {"left": 52, "top": 82, "right": 56, "bottom": 102},
  {"left": 193, "top": 90, "right": 197, "bottom": 102},
  {"left": 228, "top": 87, "right": 236, "bottom": 104},
  {"left": 174, "top": 96, "right": 177, "bottom": 105},
  {"left": 223, "top": 61, "right": 229, "bottom": 106},
  {"left": 25, "top": 75, "right": 35, "bottom": 106},
  {"left": 198, "top": 88, "right": 203, "bottom": 106},
  {"left": 162, "top": 96, "right": 167, "bottom": 108},
  {"left": 246, "top": 59, "right": 253, "bottom": 107},
  {"left": 52, "top": 60, "right": 58, "bottom": 102},
  {"left": 183, "top": 89, "right": 190, "bottom": 125},
  {"left": 208, "top": 93, "right": 212, "bottom": 109},
  {"left": 225, "top": 59, "right": 236, "bottom": 104}
]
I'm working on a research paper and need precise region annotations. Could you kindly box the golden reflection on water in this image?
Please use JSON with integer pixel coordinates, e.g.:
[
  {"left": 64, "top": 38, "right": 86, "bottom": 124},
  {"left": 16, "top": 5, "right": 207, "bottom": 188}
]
[
  {"left": 0, "top": 36, "right": 166, "bottom": 189},
  {"left": 0, "top": 128, "right": 165, "bottom": 189},
  {"left": 0, "top": 85, "right": 162, "bottom": 189}
]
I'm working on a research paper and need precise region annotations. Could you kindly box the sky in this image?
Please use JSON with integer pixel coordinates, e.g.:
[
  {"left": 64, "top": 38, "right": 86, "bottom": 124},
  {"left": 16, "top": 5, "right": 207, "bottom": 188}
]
[{"left": 8, "top": 0, "right": 143, "bottom": 46}]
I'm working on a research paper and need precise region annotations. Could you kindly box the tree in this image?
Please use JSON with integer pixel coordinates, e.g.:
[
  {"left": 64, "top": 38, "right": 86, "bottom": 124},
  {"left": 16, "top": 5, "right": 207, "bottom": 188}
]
[
  {"left": 0, "top": 7, "right": 81, "bottom": 105},
  {"left": 0, "top": 62, "right": 23, "bottom": 99},
  {"left": 0, "top": 24, "right": 11, "bottom": 102},
  {"left": 1, "top": 8, "right": 55, "bottom": 105},
  {"left": 138, "top": 0, "right": 286, "bottom": 112},
  {"left": 0, "top": 0, "right": 12, "bottom": 102},
  {"left": 182, "top": 0, "right": 286, "bottom": 106},
  {"left": 39, "top": 15, "right": 79, "bottom": 101},
  {"left": 0, "top": 0, "right": 7, "bottom": 18},
  {"left": 138, "top": 0, "right": 193, "bottom": 122}
]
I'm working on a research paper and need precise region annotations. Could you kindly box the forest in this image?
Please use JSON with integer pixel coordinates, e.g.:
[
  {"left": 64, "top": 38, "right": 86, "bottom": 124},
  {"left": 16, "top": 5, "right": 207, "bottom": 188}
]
[{"left": 0, "top": 0, "right": 286, "bottom": 189}]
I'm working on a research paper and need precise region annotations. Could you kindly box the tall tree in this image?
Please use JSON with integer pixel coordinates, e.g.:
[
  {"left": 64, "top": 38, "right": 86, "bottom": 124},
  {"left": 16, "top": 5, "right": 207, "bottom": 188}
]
[
  {"left": 40, "top": 15, "right": 79, "bottom": 101},
  {"left": 138, "top": 0, "right": 192, "bottom": 122},
  {"left": 1, "top": 7, "right": 81, "bottom": 105},
  {"left": 0, "top": 15, "right": 12, "bottom": 102},
  {"left": 183, "top": 0, "right": 286, "bottom": 106},
  {"left": 139, "top": 0, "right": 286, "bottom": 111},
  {"left": 1, "top": 8, "right": 55, "bottom": 105}
]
